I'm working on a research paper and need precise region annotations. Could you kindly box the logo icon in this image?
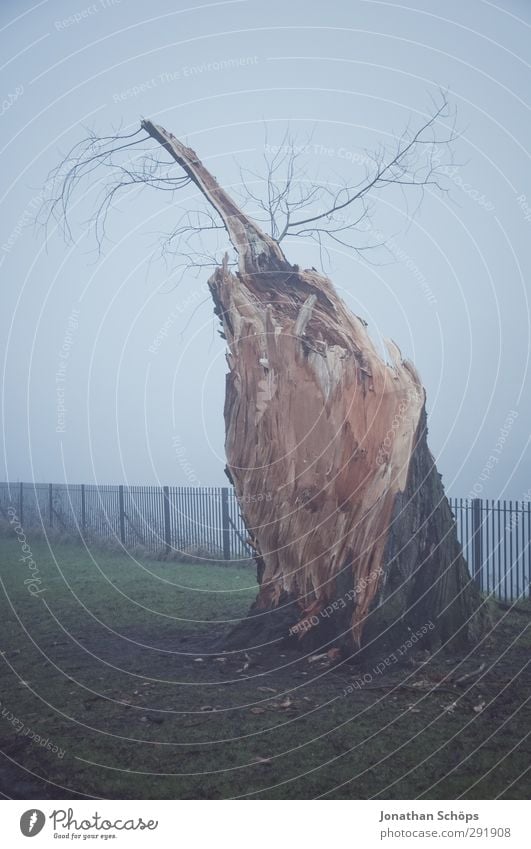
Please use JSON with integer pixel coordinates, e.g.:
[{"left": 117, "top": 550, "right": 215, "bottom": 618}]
[{"left": 20, "top": 810, "right": 46, "bottom": 837}]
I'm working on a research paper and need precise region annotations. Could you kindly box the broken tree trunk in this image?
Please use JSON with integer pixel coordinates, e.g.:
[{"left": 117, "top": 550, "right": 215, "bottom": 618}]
[{"left": 142, "top": 120, "right": 486, "bottom": 661}]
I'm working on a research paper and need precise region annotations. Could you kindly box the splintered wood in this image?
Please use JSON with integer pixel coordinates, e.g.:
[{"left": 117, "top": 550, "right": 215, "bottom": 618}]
[{"left": 209, "top": 258, "right": 424, "bottom": 645}]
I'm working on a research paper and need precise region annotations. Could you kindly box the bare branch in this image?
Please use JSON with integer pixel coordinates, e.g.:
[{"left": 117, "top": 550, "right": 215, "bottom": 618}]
[
  {"left": 226, "top": 94, "right": 457, "bottom": 270},
  {"left": 284, "top": 94, "right": 455, "bottom": 236},
  {"left": 41, "top": 124, "right": 193, "bottom": 250},
  {"left": 41, "top": 93, "right": 457, "bottom": 277}
]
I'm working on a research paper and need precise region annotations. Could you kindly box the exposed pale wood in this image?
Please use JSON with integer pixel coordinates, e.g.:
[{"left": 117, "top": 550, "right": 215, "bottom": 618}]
[{"left": 208, "top": 257, "right": 425, "bottom": 648}]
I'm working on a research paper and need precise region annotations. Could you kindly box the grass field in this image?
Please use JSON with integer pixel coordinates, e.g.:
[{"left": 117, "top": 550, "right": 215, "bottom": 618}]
[{"left": 0, "top": 534, "right": 529, "bottom": 800}]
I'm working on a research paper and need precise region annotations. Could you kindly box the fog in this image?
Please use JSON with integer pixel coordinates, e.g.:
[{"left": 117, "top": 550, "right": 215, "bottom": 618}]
[{"left": 1, "top": 0, "right": 530, "bottom": 499}]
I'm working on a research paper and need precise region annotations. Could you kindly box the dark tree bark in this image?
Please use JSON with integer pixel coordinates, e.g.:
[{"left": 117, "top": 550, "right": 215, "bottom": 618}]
[{"left": 141, "top": 121, "right": 486, "bottom": 661}]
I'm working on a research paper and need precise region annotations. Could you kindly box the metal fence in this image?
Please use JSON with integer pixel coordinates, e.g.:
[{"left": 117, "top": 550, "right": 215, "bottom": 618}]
[
  {"left": 0, "top": 482, "right": 251, "bottom": 561},
  {"left": 449, "top": 498, "right": 530, "bottom": 602},
  {"left": 0, "top": 483, "right": 529, "bottom": 601}
]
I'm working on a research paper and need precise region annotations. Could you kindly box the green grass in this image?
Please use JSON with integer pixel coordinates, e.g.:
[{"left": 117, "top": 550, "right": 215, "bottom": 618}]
[{"left": 0, "top": 535, "right": 529, "bottom": 799}]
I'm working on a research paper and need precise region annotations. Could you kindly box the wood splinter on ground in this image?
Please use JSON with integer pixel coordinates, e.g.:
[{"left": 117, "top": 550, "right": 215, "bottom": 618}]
[{"left": 142, "top": 119, "right": 486, "bottom": 661}]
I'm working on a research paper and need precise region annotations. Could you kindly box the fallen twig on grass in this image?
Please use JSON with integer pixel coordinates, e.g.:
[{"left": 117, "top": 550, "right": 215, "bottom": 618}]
[
  {"left": 350, "top": 682, "right": 459, "bottom": 697},
  {"left": 454, "top": 662, "right": 486, "bottom": 685}
]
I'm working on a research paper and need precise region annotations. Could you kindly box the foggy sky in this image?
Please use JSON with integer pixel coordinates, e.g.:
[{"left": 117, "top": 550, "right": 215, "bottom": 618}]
[{"left": 1, "top": 0, "right": 530, "bottom": 499}]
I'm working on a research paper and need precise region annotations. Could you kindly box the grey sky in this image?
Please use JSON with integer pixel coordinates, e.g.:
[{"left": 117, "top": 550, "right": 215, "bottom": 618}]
[{"left": 1, "top": 0, "right": 530, "bottom": 499}]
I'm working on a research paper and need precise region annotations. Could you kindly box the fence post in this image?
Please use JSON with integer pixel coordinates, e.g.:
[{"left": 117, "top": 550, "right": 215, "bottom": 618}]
[
  {"left": 118, "top": 485, "right": 125, "bottom": 545},
  {"left": 163, "top": 486, "right": 171, "bottom": 554},
  {"left": 221, "top": 487, "right": 231, "bottom": 560},
  {"left": 19, "top": 481, "right": 23, "bottom": 525},
  {"left": 81, "top": 484, "right": 86, "bottom": 536},
  {"left": 471, "top": 498, "right": 483, "bottom": 589},
  {"left": 49, "top": 483, "right": 53, "bottom": 527}
]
